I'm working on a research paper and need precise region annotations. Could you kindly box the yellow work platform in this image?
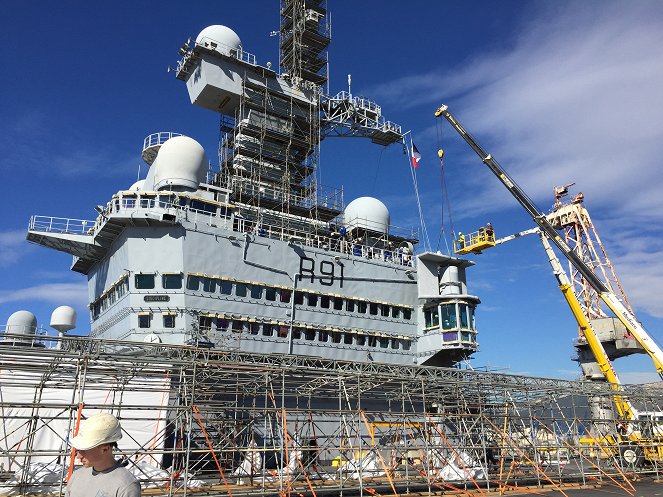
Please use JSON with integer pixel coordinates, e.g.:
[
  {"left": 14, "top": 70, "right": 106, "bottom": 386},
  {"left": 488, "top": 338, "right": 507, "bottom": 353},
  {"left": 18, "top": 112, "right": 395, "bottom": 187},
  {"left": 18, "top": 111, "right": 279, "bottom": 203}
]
[{"left": 455, "top": 228, "right": 495, "bottom": 255}]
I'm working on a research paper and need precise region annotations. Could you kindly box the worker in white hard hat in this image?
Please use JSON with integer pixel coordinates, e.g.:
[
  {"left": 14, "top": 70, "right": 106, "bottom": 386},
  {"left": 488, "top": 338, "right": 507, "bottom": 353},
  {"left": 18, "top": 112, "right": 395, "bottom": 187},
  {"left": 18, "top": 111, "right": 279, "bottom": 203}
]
[{"left": 65, "top": 412, "right": 140, "bottom": 497}]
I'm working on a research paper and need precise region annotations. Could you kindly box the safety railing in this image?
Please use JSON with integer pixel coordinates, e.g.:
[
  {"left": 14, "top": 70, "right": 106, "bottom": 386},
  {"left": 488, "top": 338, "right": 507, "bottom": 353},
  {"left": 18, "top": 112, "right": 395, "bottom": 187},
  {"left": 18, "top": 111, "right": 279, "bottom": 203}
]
[{"left": 29, "top": 216, "right": 95, "bottom": 236}]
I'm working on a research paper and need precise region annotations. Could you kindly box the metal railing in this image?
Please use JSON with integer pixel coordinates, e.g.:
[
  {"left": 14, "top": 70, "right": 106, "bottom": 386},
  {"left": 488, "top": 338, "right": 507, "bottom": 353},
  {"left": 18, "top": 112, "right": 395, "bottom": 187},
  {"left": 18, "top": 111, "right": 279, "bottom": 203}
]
[{"left": 29, "top": 216, "right": 95, "bottom": 236}]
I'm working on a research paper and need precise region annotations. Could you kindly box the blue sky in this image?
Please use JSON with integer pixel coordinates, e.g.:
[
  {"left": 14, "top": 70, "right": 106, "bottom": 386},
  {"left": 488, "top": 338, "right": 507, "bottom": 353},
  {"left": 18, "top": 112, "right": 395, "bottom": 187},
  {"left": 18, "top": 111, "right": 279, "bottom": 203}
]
[{"left": 2, "top": 1, "right": 662, "bottom": 382}]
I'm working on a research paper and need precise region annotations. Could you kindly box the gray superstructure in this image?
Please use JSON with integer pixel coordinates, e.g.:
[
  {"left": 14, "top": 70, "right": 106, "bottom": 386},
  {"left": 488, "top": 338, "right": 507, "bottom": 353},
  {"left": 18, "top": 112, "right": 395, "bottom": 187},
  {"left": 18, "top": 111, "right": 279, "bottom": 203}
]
[{"left": 26, "top": 1, "right": 480, "bottom": 367}]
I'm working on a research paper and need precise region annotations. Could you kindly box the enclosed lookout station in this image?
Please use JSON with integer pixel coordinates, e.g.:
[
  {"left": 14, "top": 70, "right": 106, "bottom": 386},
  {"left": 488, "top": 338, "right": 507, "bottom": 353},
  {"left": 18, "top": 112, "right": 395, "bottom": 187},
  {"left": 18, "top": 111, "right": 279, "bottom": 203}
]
[{"left": 415, "top": 252, "right": 480, "bottom": 366}]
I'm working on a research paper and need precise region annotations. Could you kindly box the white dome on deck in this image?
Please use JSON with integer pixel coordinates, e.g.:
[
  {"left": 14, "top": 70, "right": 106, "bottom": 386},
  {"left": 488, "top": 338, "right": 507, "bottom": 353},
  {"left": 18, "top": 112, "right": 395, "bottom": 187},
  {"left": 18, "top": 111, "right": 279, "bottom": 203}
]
[
  {"left": 128, "top": 179, "right": 145, "bottom": 191},
  {"left": 152, "top": 136, "right": 208, "bottom": 192},
  {"left": 51, "top": 306, "right": 77, "bottom": 333},
  {"left": 5, "top": 310, "right": 37, "bottom": 338},
  {"left": 344, "top": 197, "right": 390, "bottom": 233},
  {"left": 196, "top": 25, "right": 242, "bottom": 56}
]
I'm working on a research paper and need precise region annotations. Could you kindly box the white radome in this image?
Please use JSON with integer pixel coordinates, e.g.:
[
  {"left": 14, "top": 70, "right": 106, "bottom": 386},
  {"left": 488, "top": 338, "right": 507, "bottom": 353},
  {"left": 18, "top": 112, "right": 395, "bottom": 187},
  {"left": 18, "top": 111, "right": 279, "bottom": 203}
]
[
  {"left": 196, "top": 25, "right": 242, "bottom": 56},
  {"left": 128, "top": 179, "right": 145, "bottom": 191},
  {"left": 344, "top": 197, "right": 390, "bottom": 232},
  {"left": 152, "top": 136, "right": 208, "bottom": 192},
  {"left": 5, "top": 310, "right": 37, "bottom": 337},
  {"left": 50, "top": 306, "right": 77, "bottom": 333}
]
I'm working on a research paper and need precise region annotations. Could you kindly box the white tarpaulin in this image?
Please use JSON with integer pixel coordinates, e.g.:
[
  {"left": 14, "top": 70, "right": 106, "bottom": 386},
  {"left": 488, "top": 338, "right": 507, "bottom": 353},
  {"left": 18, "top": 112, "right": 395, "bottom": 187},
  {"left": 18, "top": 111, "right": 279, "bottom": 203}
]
[{"left": 0, "top": 363, "right": 171, "bottom": 479}]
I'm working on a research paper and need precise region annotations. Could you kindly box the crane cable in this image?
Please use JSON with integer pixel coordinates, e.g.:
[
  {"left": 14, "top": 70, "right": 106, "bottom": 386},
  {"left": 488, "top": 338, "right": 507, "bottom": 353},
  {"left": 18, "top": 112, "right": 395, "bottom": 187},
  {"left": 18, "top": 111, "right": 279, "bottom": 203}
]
[{"left": 435, "top": 119, "right": 455, "bottom": 254}]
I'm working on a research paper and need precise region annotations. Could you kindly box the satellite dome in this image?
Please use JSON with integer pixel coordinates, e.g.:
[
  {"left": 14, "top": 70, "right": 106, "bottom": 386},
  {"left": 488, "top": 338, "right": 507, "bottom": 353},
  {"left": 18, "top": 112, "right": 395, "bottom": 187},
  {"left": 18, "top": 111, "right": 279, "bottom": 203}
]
[
  {"left": 5, "top": 310, "right": 37, "bottom": 338},
  {"left": 195, "top": 25, "right": 242, "bottom": 55},
  {"left": 344, "top": 197, "right": 390, "bottom": 233},
  {"left": 128, "top": 179, "right": 145, "bottom": 191},
  {"left": 152, "top": 136, "right": 208, "bottom": 192},
  {"left": 50, "top": 306, "right": 77, "bottom": 333}
]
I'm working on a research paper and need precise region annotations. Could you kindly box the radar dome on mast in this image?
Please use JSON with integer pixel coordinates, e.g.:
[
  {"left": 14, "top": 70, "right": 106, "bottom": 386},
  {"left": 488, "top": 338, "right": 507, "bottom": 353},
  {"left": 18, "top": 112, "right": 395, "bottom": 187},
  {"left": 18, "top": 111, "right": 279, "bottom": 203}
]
[
  {"left": 344, "top": 197, "right": 390, "bottom": 233},
  {"left": 196, "top": 25, "right": 242, "bottom": 56},
  {"left": 148, "top": 136, "right": 208, "bottom": 192},
  {"left": 50, "top": 306, "right": 77, "bottom": 334}
]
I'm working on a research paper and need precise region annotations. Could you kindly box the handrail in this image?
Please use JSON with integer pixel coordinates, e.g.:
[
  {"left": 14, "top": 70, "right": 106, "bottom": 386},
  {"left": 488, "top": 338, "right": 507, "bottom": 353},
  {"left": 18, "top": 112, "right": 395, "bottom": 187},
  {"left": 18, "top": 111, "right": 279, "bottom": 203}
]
[{"left": 29, "top": 216, "right": 95, "bottom": 236}]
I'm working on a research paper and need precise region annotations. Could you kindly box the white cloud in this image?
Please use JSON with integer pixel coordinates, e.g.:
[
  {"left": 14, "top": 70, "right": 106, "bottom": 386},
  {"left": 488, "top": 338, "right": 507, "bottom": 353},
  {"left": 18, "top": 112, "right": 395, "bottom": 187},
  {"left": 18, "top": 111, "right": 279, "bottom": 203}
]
[
  {"left": 0, "top": 230, "right": 32, "bottom": 267},
  {"left": 0, "top": 283, "right": 87, "bottom": 306},
  {"left": 370, "top": 1, "right": 663, "bottom": 319},
  {"left": 0, "top": 111, "right": 137, "bottom": 178}
]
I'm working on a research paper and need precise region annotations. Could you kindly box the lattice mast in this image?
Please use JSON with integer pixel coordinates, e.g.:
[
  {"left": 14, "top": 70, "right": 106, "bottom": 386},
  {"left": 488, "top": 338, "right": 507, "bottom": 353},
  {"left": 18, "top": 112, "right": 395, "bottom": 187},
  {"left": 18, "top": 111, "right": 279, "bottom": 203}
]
[{"left": 549, "top": 185, "right": 634, "bottom": 327}]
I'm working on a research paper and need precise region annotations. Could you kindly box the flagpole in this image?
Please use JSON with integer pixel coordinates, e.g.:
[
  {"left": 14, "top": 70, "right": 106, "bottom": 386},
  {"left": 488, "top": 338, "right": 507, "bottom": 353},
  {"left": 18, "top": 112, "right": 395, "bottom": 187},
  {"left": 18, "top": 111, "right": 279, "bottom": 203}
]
[{"left": 404, "top": 132, "right": 431, "bottom": 252}]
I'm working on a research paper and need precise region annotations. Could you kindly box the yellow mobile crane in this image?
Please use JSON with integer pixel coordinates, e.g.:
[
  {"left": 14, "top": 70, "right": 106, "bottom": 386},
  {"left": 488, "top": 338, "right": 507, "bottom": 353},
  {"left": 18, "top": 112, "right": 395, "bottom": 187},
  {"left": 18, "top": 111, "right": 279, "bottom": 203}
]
[
  {"left": 435, "top": 104, "right": 663, "bottom": 379},
  {"left": 472, "top": 224, "right": 662, "bottom": 465}
]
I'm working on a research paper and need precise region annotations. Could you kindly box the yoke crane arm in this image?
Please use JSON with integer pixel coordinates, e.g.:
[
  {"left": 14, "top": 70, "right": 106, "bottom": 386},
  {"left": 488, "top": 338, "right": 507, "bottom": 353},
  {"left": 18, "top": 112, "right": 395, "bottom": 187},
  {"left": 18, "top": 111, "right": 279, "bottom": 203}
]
[
  {"left": 538, "top": 232, "right": 636, "bottom": 421},
  {"left": 435, "top": 104, "right": 663, "bottom": 379}
]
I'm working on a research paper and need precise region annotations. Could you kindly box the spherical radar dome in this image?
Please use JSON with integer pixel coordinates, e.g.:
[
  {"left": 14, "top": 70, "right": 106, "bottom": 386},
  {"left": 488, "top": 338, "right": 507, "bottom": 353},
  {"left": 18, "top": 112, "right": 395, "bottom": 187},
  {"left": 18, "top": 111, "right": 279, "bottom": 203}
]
[
  {"left": 5, "top": 310, "right": 37, "bottom": 338},
  {"left": 196, "top": 25, "right": 242, "bottom": 55},
  {"left": 152, "top": 136, "right": 208, "bottom": 192},
  {"left": 51, "top": 306, "right": 77, "bottom": 333},
  {"left": 344, "top": 197, "right": 390, "bottom": 232}
]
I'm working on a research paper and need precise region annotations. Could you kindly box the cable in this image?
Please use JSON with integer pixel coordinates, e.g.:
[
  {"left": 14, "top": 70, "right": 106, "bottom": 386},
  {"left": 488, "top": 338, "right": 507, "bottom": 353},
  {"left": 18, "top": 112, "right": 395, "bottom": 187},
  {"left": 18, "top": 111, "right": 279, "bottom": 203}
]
[{"left": 435, "top": 119, "right": 454, "bottom": 254}]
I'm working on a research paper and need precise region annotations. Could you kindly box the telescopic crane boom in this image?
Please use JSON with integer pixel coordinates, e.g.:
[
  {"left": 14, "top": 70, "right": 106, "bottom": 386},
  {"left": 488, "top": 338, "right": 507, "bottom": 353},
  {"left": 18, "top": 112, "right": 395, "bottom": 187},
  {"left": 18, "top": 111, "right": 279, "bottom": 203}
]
[{"left": 435, "top": 104, "right": 663, "bottom": 378}]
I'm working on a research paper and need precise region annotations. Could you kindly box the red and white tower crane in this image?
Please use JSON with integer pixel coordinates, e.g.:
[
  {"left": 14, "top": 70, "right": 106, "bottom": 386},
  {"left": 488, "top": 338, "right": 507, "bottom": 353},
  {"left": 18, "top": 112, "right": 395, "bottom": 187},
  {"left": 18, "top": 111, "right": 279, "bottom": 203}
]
[{"left": 548, "top": 184, "right": 634, "bottom": 333}]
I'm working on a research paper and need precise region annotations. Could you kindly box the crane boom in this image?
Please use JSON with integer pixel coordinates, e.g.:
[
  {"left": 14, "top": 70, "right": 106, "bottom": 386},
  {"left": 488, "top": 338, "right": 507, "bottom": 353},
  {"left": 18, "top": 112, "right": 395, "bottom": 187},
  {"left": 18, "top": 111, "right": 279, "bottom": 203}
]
[
  {"left": 538, "top": 232, "right": 635, "bottom": 420},
  {"left": 435, "top": 104, "right": 663, "bottom": 378}
]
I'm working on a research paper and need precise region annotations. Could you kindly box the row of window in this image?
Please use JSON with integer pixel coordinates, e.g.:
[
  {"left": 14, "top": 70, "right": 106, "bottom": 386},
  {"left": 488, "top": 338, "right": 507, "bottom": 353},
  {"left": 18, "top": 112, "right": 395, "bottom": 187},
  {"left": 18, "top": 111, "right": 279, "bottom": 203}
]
[
  {"left": 134, "top": 273, "right": 413, "bottom": 320},
  {"left": 199, "top": 316, "right": 413, "bottom": 351},
  {"left": 112, "top": 193, "right": 228, "bottom": 217},
  {"left": 90, "top": 276, "right": 130, "bottom": 319},
  {"left": 424, "top": 303, "right": 476, "bottom": 331},
  {"left": 139, "top": 313, "right": 176, "bottom": 329}
]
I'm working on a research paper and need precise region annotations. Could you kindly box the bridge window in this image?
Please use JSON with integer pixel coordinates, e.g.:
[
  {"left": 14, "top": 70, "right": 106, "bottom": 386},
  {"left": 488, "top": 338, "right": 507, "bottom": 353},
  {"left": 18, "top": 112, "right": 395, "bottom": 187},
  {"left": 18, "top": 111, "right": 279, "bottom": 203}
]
[
  {"left": 220, "top": 280, "right": 233, "bottom": 295},
  {"left": 307, "top": 294, "right": 318, "bottom": 306},
  {"left": 356, "top": 335, "right": 366, "bottom": 346},
  {"left": 236, "top": 283, "right": 247, "bottom": 297},
  {"left": 391, "top": 307, "right": 401, "bottom": 319},
  {"left": 138, "top": 313, "right": 151, "bottom": 328},
  {"left": 292, "top": 328, "right": 302, "bottom": 340},
  {"left": 319, "top": 331, "right": 329, "bottom": 343},
  {"left": 402, "top": 340, "right": 411, "bottom": 351},
  {"left": 403, "top": 308, "right": 412, "bottom": 320},
  {"left": 163, "top": 314, "right": 176, "bottom": 328},
  {"left": 280, "top": 289, "right": 291, "bottom": 303},
  {"left": 357, "top": 301, "right": 367, "bottom": 314},
  {"left": 135, "top": 274, "right": 155, "bottom": 289},
  {"left": 425, "top": 307, "right": 439, "bottom": 329},
  {"left": 331, "top": 332, "right": 342, "bottom": 343},
  {"left": 251, "top": 285, "right": 263, "bottom": 299},
  {"left": 320, "top": 295, "right": 330, "bottom": 309},
  {"left": 294, "top": 291, "right": 304, "bottom": 305},
  {"left": 250, "top": 322, "right": 260, "bottom": 335},
  {"left": 203, "top": 277, "right": 216, "bottom": 293},
  {"left": 162, "top": 274, "right": 182, "bottom": 289},
  {"left": 334, "top": 297, "right": 344, "bottom": 310},
  {"left": 262, "top": 324, "right": 273, "bottom": 337},
  {"left": 369, "top": 303, "right": 378, "bottom": 315},
  {"left": 344, "top": 333, "right": 353, "bottom": 345},
  {"left": 379, "top": 337, "right": 389, "bottom": 348},
  {"left": 460, "top": 304, "right": 469, "bottom": 328},
  {"left": 265, "top": 287, "right": 277, "bottom": 301},
  {"left": 345, "top": 300, "right": 355, "bottom": 312},
  {"left": 305, "top": 329, "right": 316, "bottom": 340},
  {"left": 381, "top": 305, "right": 390, "bottom": 317},
  {"left": 186, "top": 275, "right": 201, "bottom": 291},
  {"left": 441, "top": 304, "right": 457, "bottom": 330}
]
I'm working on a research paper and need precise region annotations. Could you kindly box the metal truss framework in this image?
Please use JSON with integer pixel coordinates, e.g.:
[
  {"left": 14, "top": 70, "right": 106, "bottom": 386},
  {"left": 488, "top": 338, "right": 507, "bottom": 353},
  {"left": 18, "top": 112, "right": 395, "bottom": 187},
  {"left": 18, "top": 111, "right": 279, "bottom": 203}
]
[{"left": 1, "top": 337, "right": 662, "bottom": 496}]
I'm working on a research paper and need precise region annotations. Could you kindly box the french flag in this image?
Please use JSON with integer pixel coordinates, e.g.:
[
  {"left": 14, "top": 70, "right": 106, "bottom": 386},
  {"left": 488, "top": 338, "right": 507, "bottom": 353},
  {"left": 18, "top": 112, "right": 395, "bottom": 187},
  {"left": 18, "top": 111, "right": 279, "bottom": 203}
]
[{"left": 411, "top": 142, "right": 421, "bottom": 168}]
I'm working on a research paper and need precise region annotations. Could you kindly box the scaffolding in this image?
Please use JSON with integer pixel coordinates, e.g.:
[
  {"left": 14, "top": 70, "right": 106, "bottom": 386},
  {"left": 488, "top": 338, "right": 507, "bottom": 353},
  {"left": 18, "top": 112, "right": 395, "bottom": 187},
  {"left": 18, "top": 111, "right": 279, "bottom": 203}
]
[{"left": 1, "top": 335, "right": 662, "bottom": 496}]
